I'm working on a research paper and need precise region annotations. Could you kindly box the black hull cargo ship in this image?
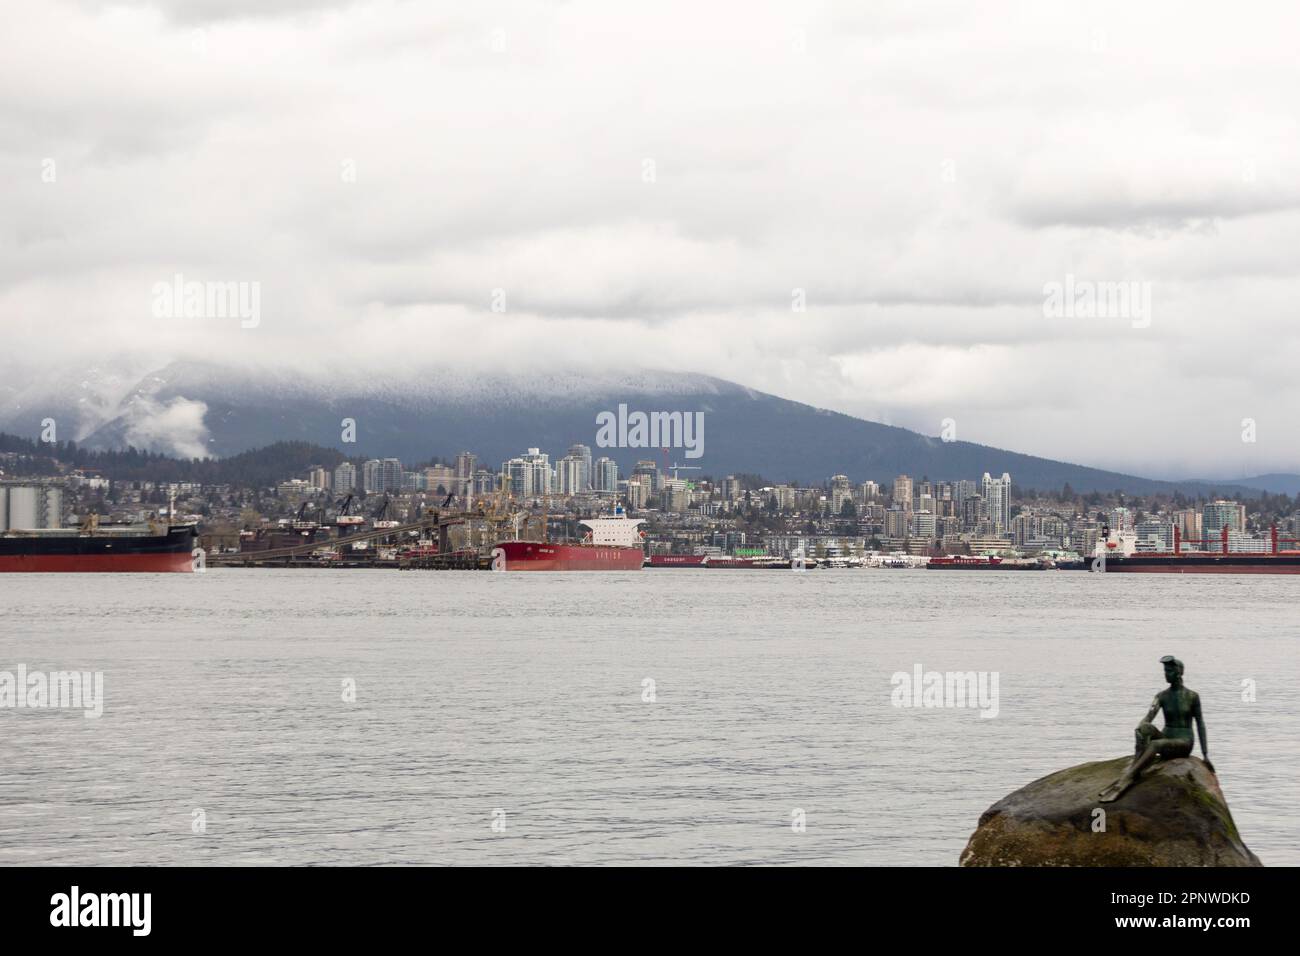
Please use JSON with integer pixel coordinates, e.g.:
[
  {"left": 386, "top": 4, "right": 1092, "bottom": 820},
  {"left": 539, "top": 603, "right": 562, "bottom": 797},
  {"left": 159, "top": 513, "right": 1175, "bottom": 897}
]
[
  {"left": 0, "top": 524, "right": 198, "bottom": 572},
  {"left": 1073, "top": 524, "right": 1300, "bottom": 574}
]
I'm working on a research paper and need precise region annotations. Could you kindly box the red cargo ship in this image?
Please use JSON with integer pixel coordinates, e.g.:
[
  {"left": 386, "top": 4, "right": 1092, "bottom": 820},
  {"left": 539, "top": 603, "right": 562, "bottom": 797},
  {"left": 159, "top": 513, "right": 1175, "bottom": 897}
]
[
  {"left": 491, "top": 506, "right": 645, "bottom": 571},
  {"left": 0, "top": 524, "right": 198, "bottom": 573},
  {"left": 928, "top": 555, "right": 1047, "bottom": 570}
]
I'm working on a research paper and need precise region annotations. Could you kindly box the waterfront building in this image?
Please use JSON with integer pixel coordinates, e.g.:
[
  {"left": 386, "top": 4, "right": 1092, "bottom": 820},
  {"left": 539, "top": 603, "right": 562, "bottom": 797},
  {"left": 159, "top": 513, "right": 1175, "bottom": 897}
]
[
  {"left": 884, "top": 505, "right": 910, "bottom": 539},
  {"left": 1202, "top": 500, "right": 1245, "bottom": 536},
  {"left": 1172, "top": 509, "right": 1203, "bottom": 546},
  {"left": 1135, "top": 519, "right": 1173, "bottom": 552}
]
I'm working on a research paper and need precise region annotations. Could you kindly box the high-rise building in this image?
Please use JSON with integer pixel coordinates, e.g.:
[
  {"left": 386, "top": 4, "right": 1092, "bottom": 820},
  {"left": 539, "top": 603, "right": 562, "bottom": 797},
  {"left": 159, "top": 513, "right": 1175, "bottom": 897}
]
[
  {"left": 382, "top": 458, "right": 403, "bottom": 493},
  {"left": 830, "top": 475, "right": 853, "bottom": 514},
  {"left": 333, "top": 461, "right": 357, "bottom": 494},
  {"left": 556, "top": 455, "right": 586, "bottom": 495},
  {"left": 362, "top": 459, "right": 382, "bottom": 494},
  {"left": 911, "top": 509, "right": 936, "bottom": 540},
  {"left": 893, "top": 475, "right": 914, "bottom": 514},
  {"left": 593, "top": 457, "right": 619, "bottom": 492},
  {"left": 362, "top": 458, "right": 403, "bottom": 494},
  {"left": 981, "top": 472, "right": 1011, "bottom": 532},
  {"left": 308, "top": 467, "right": 330, "bottom": 491},
  {"left": 424, "top": 465, "right": 456, "bottom": 494},
  {"left": 626, "top": 473, "right": 654, "bottom": 509},
  {"left": 502, "top": 449, "right": 552, "bottom": 498},
  {"left": 1172, "top": 509, "right": 1203, "bottom": 547},
  {"left": 954, "top": 479, "right": 977, "bottom": 509},
  {"left": 1202, "top": 500, "right": 1245, "bottom": 536},
  {"left": 885, "top": 505, "right": 910, "bottom": 539},
  {"left": 632, "top": 460, "right": 658, "bottom": 493},
  {"left": 567, "top": 444, "right": 593, "bottom": 491}
]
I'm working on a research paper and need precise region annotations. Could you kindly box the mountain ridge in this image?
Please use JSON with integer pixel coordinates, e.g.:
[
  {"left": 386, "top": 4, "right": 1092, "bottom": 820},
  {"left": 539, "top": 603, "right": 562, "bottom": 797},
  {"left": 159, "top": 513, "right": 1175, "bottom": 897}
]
[{"left": 0, "top": 359, "right": 1294, "bottom": 497}]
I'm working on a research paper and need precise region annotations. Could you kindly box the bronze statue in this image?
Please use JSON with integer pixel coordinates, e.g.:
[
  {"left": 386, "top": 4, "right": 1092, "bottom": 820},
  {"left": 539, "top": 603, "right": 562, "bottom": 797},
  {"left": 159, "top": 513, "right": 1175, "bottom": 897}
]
[{"left": 1099, "top": 656, "right": 1213, "bottom": 803}]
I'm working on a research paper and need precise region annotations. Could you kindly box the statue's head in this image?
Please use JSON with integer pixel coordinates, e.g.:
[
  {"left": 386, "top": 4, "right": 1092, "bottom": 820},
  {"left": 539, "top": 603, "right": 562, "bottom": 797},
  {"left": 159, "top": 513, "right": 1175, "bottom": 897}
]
[{"left": 1160, "top": 655, "right": 1184, "bottom": 683}]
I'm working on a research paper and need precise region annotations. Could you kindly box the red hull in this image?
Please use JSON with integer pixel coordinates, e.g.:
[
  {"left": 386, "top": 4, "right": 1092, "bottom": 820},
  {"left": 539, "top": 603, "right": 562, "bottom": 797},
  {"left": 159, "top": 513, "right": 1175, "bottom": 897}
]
[
  {"left": 493, "top": 541, "right": 644, "bottom": 571},
  {"left": 0, "top": 552, "right": 195, "bottom": 573},
  {"left": 647, "top": 555, "right": 709, "bottom": 567}
]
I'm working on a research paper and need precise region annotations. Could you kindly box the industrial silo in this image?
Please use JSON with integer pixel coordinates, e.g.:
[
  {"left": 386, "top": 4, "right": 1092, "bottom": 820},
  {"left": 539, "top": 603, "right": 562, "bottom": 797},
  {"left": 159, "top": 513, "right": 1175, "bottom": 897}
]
[
  {"left": 43, "top": 486, "right": 64, "bottom": 528},
  {"left": 7, "top": 486, "right": 39, "bottom": 531},
  {"left": 0, "top": 486, "right": 8, "bottom": 532}
]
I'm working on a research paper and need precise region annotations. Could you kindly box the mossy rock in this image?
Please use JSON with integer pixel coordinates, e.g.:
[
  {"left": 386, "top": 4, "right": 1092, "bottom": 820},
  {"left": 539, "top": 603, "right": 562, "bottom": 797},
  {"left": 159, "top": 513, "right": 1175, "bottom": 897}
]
[{"left": 959, "top": 756, "right": 1261, "bottom": 867}]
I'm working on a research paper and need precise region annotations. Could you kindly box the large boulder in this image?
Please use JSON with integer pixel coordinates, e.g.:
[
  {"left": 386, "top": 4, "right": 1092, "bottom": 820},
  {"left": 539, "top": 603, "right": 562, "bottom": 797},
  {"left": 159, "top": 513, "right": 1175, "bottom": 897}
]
[{"left": 960, "top": 756, "right": 1261, "bottom": 867}]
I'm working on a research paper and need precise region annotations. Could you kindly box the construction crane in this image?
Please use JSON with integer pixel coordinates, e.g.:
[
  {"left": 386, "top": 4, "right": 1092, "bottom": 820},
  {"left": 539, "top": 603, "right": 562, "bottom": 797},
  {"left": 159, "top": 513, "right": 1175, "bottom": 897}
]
[{"left": 669, "top": 462, "right": 702, "bottom": 481}]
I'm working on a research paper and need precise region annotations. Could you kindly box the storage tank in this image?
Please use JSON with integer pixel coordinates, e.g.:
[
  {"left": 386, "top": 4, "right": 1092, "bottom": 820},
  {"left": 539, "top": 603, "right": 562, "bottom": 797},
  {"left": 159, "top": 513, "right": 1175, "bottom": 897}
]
[
  {"left": 0, "top": 486, "right": 8, "bottom": 532},
  {"left": 43, "top": 486, "right": 64, "bottom": 528},
  {"left": 7, "top": 486, "right": 40, "bottom": 531}
]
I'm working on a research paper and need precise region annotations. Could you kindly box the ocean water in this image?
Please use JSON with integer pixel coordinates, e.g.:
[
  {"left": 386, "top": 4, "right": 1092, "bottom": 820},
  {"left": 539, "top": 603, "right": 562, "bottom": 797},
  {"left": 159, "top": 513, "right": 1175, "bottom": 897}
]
[{"left": 1, "top": 568, "right": 1295, "bottom": 866}]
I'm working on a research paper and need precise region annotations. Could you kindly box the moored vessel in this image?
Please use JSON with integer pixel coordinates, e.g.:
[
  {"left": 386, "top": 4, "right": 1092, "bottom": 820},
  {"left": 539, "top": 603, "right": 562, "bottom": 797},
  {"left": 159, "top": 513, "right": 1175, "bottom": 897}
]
[
  {"left": 491, "top": 505, "right": 645, "bottom": 571},
  {"left": 0, "top": 522, "right": 198, "bottom": 573},
  {"left": 1078, "top": 524, "right": 1300, "bottom": 574},
  {"left": 928, "top": 555, "right": 1048, "bottom": 570}
]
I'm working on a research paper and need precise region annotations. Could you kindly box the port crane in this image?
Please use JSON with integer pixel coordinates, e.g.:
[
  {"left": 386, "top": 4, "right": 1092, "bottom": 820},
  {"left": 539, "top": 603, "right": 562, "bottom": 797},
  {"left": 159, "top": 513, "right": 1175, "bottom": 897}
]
[
  {"left": 372, "top": 495, "right": 401, "bottom": 529},
  {"left": 280, "top": 500, "right": 323, "bottom": 532},
  {"left": 333, "top": 493, "right": 366, "bottom": 529}
]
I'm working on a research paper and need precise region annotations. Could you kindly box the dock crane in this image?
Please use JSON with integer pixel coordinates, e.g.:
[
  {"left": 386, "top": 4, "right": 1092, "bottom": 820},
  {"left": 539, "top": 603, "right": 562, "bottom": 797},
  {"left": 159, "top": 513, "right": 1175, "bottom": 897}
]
[
  {"left": 372, "top": 495, "right": 401, "bottom": 529},
  {"left": 334, "top": 493, "right": 365, "bottom": 529}
]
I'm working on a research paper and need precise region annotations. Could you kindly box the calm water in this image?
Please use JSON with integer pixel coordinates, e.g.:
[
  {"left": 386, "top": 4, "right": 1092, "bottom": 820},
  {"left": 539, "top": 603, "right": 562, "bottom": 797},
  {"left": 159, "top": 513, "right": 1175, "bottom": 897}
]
[{"left": 1, "top": 569, "right": 1296, "bottom": 866}]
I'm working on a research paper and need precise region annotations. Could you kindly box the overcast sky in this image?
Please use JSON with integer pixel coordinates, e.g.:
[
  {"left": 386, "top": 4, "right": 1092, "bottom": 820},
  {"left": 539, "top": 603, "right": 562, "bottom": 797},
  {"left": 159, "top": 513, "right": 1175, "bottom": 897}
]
[{"left": 2, "top": 0, "right": 1298, "bottom": 478}]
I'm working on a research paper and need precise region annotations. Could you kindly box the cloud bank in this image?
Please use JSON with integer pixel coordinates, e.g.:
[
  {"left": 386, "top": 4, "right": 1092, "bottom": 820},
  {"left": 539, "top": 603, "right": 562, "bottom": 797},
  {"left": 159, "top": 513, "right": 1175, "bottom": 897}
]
[{"left": 2, "top": 0, "right": 1298, "bottom": 478}]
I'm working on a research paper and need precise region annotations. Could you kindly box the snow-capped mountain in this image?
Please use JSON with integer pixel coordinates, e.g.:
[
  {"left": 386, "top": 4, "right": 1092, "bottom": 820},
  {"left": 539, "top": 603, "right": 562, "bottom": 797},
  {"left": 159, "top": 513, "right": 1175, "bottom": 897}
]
[{"left": 0, "top": 357, "right": 1290, "bottom": 496}]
